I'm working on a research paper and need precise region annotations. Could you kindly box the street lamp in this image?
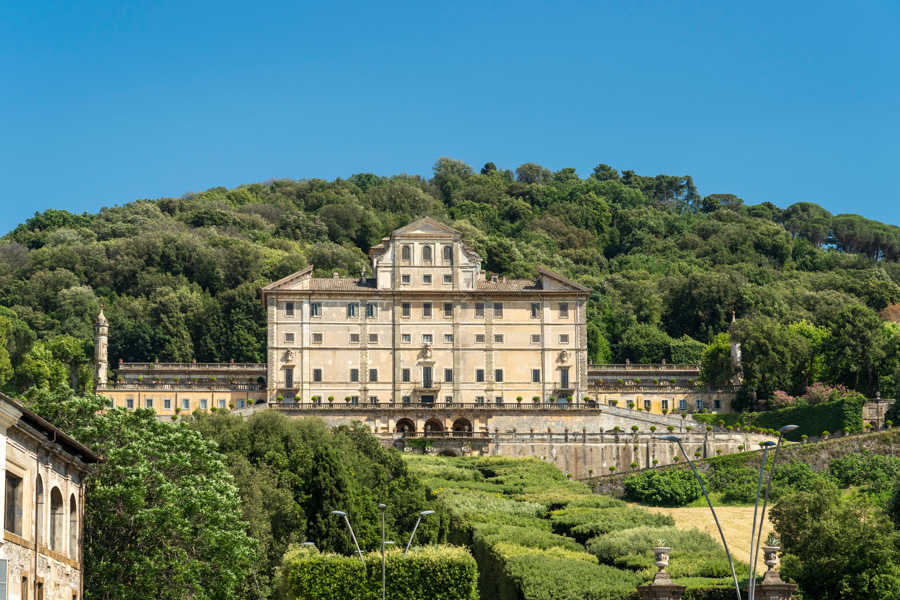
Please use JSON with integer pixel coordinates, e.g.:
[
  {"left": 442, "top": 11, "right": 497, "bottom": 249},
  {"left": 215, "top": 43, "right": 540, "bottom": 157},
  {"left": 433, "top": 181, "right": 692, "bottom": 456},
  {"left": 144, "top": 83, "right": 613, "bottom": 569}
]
[
  {"left": 331, "top": 510, "right": 364, "bottom": 563},
  {"left": 748, "top": 441, "right": 776, "bottom": 600},
  {"left": 748, "top": 425, "right": 798, "bottom": 600},
  {"left": 404, "top": 510, "right": 435, "bottom": 555},
  {"left": 661, "top": 435, "right": 741, "bottom": 600}
]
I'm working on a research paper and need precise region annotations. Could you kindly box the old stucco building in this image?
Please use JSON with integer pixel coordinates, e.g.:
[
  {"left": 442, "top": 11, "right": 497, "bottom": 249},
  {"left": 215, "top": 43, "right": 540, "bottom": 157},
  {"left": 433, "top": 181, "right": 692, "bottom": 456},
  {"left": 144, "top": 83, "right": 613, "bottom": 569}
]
[
  {"left": 261, "top": 218, "right": 590, "bottom": 410},
  {"left": 0, "top": 392, "right": 100, "bottom": 600}
]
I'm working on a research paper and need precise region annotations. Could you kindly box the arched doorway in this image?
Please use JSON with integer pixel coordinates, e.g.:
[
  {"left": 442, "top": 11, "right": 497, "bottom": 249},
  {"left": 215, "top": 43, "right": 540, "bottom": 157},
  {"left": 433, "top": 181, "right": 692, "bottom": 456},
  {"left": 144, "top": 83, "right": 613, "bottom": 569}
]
[
  {"left": 452, "top": 418, "right": 472, "bottom": 437},
  {"left": 424, "top": 418, "right": 444, "bottom": 434},
  {"left": 395, "top": 418, "right": 415, "bottom": 434}
]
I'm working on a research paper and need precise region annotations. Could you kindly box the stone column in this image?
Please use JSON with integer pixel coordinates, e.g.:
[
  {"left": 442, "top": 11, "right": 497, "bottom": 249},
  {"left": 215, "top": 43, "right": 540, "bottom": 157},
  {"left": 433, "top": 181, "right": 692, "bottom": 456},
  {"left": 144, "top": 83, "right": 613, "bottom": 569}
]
[{"left": 636, "top": 546, "right": 686, "bottom": 600}]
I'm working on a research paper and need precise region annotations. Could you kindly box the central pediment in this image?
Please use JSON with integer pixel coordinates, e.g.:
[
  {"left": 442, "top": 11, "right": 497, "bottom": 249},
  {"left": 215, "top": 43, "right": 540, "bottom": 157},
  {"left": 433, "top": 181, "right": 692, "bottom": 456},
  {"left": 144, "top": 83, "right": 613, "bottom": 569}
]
[{"left": 391, "top": 217, "right": 460, "bottom": 238}]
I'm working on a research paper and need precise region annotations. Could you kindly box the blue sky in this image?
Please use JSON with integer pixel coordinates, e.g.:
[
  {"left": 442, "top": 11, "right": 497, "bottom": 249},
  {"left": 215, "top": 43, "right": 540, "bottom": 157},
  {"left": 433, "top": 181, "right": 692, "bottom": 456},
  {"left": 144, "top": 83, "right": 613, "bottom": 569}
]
[{"left": 1, "top": 1, "right": 897, "bottom": 235}]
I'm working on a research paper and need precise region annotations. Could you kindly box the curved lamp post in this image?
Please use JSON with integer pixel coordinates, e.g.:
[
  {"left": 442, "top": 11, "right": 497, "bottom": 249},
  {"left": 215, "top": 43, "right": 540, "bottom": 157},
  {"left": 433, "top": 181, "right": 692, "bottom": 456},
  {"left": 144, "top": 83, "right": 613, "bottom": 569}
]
[
  {"left": 331, "top": 510, "right": 364, "bottom": 563},
  {"left": 749, "top": 425, "right": 798, "bottom": 600},
  {"left": 405, "top": 510, "right": 435, "bottom": 555},
  {"left": 749, "top": 441, "right": 776, "bottom": 600},
  {"left": 661, "top": 435, "right": 741, "bottom": 600}
]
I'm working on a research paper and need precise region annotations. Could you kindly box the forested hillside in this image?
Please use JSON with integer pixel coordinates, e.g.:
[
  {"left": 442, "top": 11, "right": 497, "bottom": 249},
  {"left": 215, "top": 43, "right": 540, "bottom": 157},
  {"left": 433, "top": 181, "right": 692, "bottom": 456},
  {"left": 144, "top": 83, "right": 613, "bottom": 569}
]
[{"left": 1, "top": 158, "right": 898, "bottom": 406}]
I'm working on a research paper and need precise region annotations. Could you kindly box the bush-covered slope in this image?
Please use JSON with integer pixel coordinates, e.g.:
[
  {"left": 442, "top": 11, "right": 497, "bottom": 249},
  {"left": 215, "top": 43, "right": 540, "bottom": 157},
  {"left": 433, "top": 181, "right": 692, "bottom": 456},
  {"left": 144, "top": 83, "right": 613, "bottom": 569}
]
[{"left": 1, "top": 159, "right": 898, "bottom": 404}]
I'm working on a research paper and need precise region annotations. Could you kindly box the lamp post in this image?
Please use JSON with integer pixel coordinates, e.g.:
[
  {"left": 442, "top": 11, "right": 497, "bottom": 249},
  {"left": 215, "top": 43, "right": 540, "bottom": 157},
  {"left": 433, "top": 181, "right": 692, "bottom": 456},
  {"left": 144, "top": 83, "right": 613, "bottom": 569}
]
[
  {"left": 661, "top": 435, "right": 741, "bottom": 600},
  {"left": 405, "top": 510, "right": 435, "bottom": 555},
  {"left": 748, "top": 441, "right": 776, "bottom": 600},
  {"left": 748, "top": 425, "right": 798, "bottom": 600},
  {"left": 331, "top": 510, "right": 364, "bottom": 563}
]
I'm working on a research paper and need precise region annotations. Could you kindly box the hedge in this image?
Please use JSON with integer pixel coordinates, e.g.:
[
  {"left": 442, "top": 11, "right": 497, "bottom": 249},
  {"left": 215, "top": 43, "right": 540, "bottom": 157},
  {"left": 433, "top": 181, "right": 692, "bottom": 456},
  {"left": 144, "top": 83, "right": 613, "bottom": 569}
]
[
  {"left": 277, "top": 544, "right": 478, "bottom": 600},
  {"left": 623, "top": 469, "right": 706, "bottom": 507},
  {"left": 550, "top": 506, "right": 674, "bottom": 543}
]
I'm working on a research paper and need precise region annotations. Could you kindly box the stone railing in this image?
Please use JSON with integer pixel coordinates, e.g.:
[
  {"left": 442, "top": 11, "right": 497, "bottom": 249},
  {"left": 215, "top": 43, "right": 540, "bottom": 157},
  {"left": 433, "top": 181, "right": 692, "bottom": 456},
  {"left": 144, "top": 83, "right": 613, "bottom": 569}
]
[
  {"left": 104, "top": 382, "right": 266, "bottom": 392},
  {"left": 118, "top": 362, "right": 266, "bottom": 371}
]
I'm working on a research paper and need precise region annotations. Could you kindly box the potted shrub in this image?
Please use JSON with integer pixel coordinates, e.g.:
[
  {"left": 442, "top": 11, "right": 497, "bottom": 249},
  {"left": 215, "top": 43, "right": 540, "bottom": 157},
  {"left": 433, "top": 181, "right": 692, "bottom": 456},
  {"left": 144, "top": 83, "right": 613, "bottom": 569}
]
[
  {"left": 610, "top": 399, "right": 619, "bottom": 406},
  {"left": 137, "top": 375, "right": 144, "bottom": 383},
  {"left": 613, "top": 425, "right": 622, "bottom": 433},
  {"left": 694, "top": 450, "right": 701, "bottom": 458},
  {"left": 567, "top": 396, "right": 573, "bottom": 405},
  {"left": 532, "top": 396, "right": 540, "bottom": 405},
  {"left": 276, "top": 394, "right": 284, "bottom": 402},
  {"left": 865, "top": 423, "right": 873, "bottom": 431},
  {"left": 616, "top": 378, "right": 624, "bottom": 386},
  {"left": 636, "top": 406, "right": 643, "bottom": 412},
  {"left": 328, "top": 396, "right": 335, "bottom": 405},
  {"left": 737, "top": 444, "right": 745, "bottom": 451},
  {"left": 667, "top": 425, "right": 675, "bottom": 432},
  {"left": 652, "top": 458, "right": 658, "bottom": 466},
  {"left": 609, "top": 465, "right": 616, "bottom": 472},
  {"left": 516, "top": 396, "right": 523, "bottom": 406},
  {"left": 631, "top": 425, "right": 639, "bottom": 433},
  {"left": 653, "top": 378, "right": 659, "bottom": 385},
  {"left": 800, "top": 434, "right": 808, "bottom": 442},
  {"left": 228, "top": 401, "right": 235, "bottom": 409},
  {"left": 549, "top": 396, "right": 556, "bottom": 404},
  {"left": 822, "top": 430, "right": 830, "bottom": 439},
  {"left": 886, "top": 420, "right": 893, "bottom": 429},
  {"left": 716, "top": 448, "right": 722, "bottom": 455},
  {"left": 210, "top": 376, "right": 217, "bottom": 383},
  {"left": 673, "top": 455, "right": 680, "bottom": 462},
  {"left": 630, "top": 462, "right": 638, "bottom": 469},
  {"left": 727, "top": 425, "right": 734, "bottom": 431},
  {"left": 634, "top": 378, "right": 642, "bottom": 385},
  {"left": 669, "top": 378, "right": 676, "bottom": 385},
  {"left": 588, "top": 469, "right": 593, "bottom": 477},
  {"left": 627, "top": 400, "right": 635, "bottom": 409},
  {"left": 650, "top": 425, "right": 657, "bottom": 433},
  {"left": 686, "top": 425, "right": 693, "bottom": 432},
  {"left": 345, "top": 396, "right": 352, "bottom": 404},
  {"left": 661, "top": 408, "right": 668, "bottom": 414}
]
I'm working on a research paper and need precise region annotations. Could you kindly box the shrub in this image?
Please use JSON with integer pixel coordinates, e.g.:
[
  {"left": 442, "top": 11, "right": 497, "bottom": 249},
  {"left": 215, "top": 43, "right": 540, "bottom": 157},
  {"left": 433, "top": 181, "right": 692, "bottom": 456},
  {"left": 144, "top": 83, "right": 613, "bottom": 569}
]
[
  {"left": 550, "top": 506, "right": 674, "bottom": 542},
  {"left": 631, "top": 425, "right": 639, "bottom": 433},
  {"left": 277, "top": 545, "right": 479, "bottom": 600},
  {"left": 829, "top": 453, "right": 900, "bottom": 494},
  {"left": 624, "top": 469, "right": 706, "bottom": 507}
]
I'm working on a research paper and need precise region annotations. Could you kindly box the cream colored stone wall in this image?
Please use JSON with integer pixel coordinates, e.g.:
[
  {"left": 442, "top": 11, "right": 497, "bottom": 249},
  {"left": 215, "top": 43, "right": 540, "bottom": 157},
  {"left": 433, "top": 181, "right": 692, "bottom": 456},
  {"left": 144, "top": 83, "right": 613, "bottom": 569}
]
[{"left": 99, "top": 387, "right": 263, "bottom": 415}]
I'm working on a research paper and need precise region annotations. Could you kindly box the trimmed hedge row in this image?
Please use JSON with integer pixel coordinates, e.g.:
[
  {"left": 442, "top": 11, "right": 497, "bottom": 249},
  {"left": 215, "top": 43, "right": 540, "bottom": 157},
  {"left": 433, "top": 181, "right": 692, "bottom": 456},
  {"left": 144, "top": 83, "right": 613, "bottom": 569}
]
[
  {"left": 551, "top": 506, "right": 674, "bottom": 543},
  {"left": 277, "top": 545, "right": 478, "bottom": 600},
  {"left": 623, "top": 469, "right": 706, "bottom": 506}
]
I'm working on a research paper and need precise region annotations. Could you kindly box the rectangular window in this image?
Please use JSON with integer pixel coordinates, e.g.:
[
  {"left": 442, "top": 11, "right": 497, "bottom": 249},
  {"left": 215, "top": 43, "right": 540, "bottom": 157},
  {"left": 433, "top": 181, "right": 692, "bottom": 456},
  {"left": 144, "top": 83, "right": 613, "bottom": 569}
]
[
  {"left": 219, "top": 399, "right": 227, "bottom": 409},
  {"left": 401, "top": 245, "right": 411, "bottom": 262},
  {"left": 495, "top": 369, "right": 504, "bottom": 382},
  {"left": 285, "top": 332, "right": 295, "bottom": 343},
  {"left": 5, "top": 472, "right": 23, "bottom": 535},
  {"left": 164, "top": 398, "right": 172, "bottom": 409},
  {"left": 679, "top": 399, "right": 687, "bottom": 411},
  {"left": 350, "top": 333, "right": 360, "bottom": 343},
  {"left": 312, "top": 332, "right": 323, "bottom": 344},
  {"left": 145, "top": 398, "right": 153, "bottom": 409},
  {"left": 714, "top": 399, "right": 721, "bottom": 410},
  {"left": 401, "top": 302, "right": 411, "bottom": 317},
  {"left": 696, "top": 399, "right": 705, "bottom": 411},
  {"left": 366, "top": 303, "right": 377, "bottom": 318},
  {"left": 475, "top": 334, "right": 485, "bottom": 343},
  {"left": 423, "top": 303, "right": 432, "bottom": 318},
  {"left": 423, "top": 274, "right": 432, "bottom": 284},
  {"left": 531, "top": 334, "right": 541, "bottom": 344},
  {"left": 369, "top": 369, "right": 378, "bottom": 382},
  {"left": 531, "top": 302, "right": 540, "bottom": 318},
  {"left": 126, "top": 398, "right": 134, "bottom": 410},
  {"left": 312, "top": 368, "right": 321, "bottom": 383},
  {"left": 350, "top": 369, "right": 359, "bottom": 382},
  {"left": 661, "top": 399, "right": 669, "bottom": 411},
  {"left": 351, "top": 396, "right": 359, "bottom": 405},
  {"left": 182, "top": 398, "right": 190, "bottom": 410},
  {"left": 443, "top": 274, "right": 452, "bottom": 284},
  {"left": 559, "top": 303, "right": 569, "bottom": 318},
  {"left": 443, "top": 303, "right": 453, "bottom": 317},
  {"left": 238, "top": 400, "right": 245, "bottom": 409},
  {"left": 368, "top": 333, "right": 378, "bottom": 343},
  {"left": 402, "top": 368, "right": 410, "bottom": 382},
  {"left": 493, "top": 302, "right": 503, "bottom": 318},
  {"left": 443, "top": 245, "right": 453, "bottom": 262},
  {"left": 402, "top": 395, "right": 411, "bottom": 405},
  {"left": 310, "top": 302, "right": 320, "bottom": 317},
  {"left": 532, "top": 369, "right": 541, "bottom": 383},
  {"left": 200, "top": 398, "right": 208, "bottom": 410},
  {"left": 422, "top": 334, "right": 433, "bottom": 344},
  {"left": 369, "top": 396, "right": 378, "bottom": 405},
  {"left": 476, "top": 369, "right": 485, "bottom": 382},
  {"left": 445, "top": 395, "right": 453, "bottom": 403},
  {"left": 495, "top": 396, "right": 503, "bottom": 406},
  {"left": 559, "top": 334, "right": 570, "bottom": 344},
  {"left": 401, "top": 333, "right": 411, "bottom": 343},
  {"left": 285, "top": 302, "right": 295, "bottom": 317},
  {"left": 494, "top": 334, "right": 504, "bottom": 344},
  {"left": 401, "top": 274, "right": 410, "bottom": 284},
  {"left": 475, "top": 396, "right": 485, "bottom": 405},
  {"left": 644, "top": 399, "right": 651, "bottom": 411},
  {"left": 444, "top": 333, "right": 453, "bottom": 343},
  {"left": 475, "top": 302, "right": 484, "bottom": 317},
  {"left": 347, "top": 303, "right": 358, "bottom": 317},
  {"left": 444, "top": 368, "right": 453, "bottom": 382}
]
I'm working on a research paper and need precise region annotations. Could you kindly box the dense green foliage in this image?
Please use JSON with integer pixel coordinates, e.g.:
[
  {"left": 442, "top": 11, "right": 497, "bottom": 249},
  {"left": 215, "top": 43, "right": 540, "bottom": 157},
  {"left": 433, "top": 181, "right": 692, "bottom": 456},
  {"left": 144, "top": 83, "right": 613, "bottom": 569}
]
[
  {"left": 693, "top": 392, "right": 866, "bottom": 439},
  {"left": 1, "top": 159, "right": 898, "bottom": 404},
  {"left": 623, "top": 469, "right": 705, "bottom": 506},
  {"left": 771, "top": 487, "right": 900, "bottom": 600},
  {"left": 24, "top": 390, "right": 257, "bottom": 600},
  {"left": 187, "top": 411, "right": 448, "bottom": 598},
  {"left": 277, "top": 545, "right": 478, "bottom": 600},
  {"left": 405, "top": 456, "right": 744, "bottom": 599}
]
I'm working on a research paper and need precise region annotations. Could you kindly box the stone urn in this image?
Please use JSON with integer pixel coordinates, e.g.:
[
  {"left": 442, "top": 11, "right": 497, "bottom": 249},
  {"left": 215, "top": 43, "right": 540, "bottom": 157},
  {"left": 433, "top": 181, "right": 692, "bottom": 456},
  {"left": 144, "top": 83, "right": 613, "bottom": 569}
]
[
  {"left": 755, "top": 545, "right": 798, "bottom": 600},
  {"left": 637, "top": 546, "right": 685, "bottom": 599}
]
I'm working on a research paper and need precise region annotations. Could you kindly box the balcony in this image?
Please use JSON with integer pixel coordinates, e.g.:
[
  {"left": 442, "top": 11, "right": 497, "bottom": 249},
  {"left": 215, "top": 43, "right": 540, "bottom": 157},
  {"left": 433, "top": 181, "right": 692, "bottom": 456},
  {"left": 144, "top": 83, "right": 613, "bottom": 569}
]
[{"left": 413, "top": 381, "right": 442, "bottom": 393}]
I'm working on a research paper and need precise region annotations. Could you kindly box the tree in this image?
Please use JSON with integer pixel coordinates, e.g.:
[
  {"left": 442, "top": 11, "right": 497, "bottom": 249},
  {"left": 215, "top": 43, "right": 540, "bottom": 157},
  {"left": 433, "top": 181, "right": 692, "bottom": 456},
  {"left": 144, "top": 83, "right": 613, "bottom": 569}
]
[
  {"left": 823, "top": 305, "right": 885, "bottom": 395},
  {"left": 700, "top": 333, "right": 736, "bottom": 388},
  {"left": 771, "top": 488, "right": 900, "bottom": 600},
  {"left": 515, "top": 163, "right": 552, "bottom": 185},
  {"left": 24, "top": 390, "right": 257, "bottom": 600}
]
